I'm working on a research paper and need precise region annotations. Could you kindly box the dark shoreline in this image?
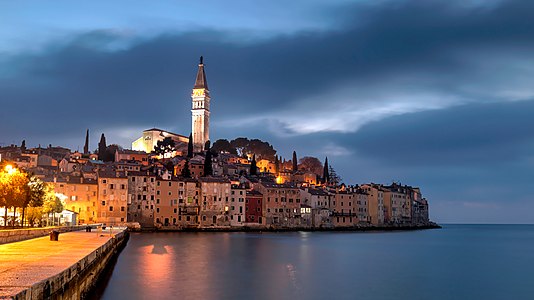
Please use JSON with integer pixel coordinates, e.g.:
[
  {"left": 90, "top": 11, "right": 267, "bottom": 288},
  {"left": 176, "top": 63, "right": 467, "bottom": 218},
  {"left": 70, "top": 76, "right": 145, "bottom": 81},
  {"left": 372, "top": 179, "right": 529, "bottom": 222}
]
[{"left": 138, "top": 223, "right": 442, "bottom": 233}]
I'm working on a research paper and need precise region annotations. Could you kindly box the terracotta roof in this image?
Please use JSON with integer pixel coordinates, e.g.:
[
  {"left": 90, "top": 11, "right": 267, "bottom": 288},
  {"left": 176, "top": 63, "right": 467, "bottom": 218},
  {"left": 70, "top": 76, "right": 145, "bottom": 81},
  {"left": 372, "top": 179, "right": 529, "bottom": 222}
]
[
  {"left": 305, "top": 188, "right": 329, "bottom": 196},
  {"left": 127, "top": 171, "right": 156, "bottom": 177},
  {"left": 117, "top": 149, "right": 148, "bottom": 155},
  {"left": 246, "top": 190, "right": 263, "bottom": 197},
  {"left": 199, "top": 177, "right": 230, "bottom": 183},
  {"left": 97, "top": 170, "right": 127, "bottom": 179},
  {"left": 143, "top": 128, "right": 188, "bottom": 139},
  {"left": 260, "top": 182, "right": 298, "bottom": 189}
]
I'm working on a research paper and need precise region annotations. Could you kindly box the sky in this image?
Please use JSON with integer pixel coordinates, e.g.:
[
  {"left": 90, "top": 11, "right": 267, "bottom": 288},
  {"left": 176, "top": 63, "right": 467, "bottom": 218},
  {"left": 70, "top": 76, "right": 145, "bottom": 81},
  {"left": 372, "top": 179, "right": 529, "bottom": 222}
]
[{"left": 1, "top": 0, "right": 533, "bottom": 223}]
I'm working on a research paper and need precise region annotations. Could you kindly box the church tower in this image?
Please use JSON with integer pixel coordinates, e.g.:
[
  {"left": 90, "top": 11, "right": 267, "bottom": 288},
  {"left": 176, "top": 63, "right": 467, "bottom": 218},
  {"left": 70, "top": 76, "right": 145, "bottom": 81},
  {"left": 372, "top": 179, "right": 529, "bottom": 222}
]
[{"left": 191, "top": 56, "right": 210, "bottom": 152}]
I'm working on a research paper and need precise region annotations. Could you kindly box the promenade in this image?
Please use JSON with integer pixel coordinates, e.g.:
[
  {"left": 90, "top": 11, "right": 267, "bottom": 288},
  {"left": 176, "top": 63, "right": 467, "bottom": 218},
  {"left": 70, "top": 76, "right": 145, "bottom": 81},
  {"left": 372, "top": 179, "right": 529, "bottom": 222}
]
[{"left": 0, "top": 228, "right": 123, "bottom": 298}]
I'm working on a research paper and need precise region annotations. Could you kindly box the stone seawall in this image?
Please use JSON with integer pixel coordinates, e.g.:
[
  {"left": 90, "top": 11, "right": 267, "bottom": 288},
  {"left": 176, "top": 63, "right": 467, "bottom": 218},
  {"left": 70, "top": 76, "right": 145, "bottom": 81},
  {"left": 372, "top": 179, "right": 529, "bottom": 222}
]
[
  {"left": 0, "top": 226, "right": 96, "bottom": 245},
  {"left": 9, "top": 231, "right": 129, "bottom": 300}
]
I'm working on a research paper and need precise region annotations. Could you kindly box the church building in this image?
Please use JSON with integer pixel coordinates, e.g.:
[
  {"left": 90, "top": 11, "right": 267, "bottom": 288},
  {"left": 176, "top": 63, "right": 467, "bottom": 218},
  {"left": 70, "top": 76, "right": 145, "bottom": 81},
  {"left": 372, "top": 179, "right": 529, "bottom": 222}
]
[{"left": 132, "top": 57, "right": 211, "bottom": 154}]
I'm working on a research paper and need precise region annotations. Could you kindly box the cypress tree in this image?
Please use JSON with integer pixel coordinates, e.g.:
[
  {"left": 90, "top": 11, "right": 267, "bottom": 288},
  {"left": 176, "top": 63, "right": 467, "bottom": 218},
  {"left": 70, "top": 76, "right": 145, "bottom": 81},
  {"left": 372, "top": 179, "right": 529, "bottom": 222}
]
[
  {"left": 274, "top": 155, "right": 280, "bottom": 174},
  {"left": 83, "top": 129, "right": 89, "bottom": 154},
  {"left": 250, "top": 154, "right": 257, "bottom": 176},
  {"left": 323, "top": 157, "right": 330, "bottom": 184},
  {"left": 204, "top": 150, "right": 213, "bottom": 176},
  {"left": 187, "top": 133, "right": 193, "bottom": 158},
  {"left": 21, "top": 140, "right": 26, "bottom": 151},
  {"left": 98, "top": 133, "right": 107, "bottom": 161},
  {"left": 182, "top": 160, "right": 191, "bottom": 178},
  {"left": 292, "top": 151, "right": 298, "bottom": 172}
]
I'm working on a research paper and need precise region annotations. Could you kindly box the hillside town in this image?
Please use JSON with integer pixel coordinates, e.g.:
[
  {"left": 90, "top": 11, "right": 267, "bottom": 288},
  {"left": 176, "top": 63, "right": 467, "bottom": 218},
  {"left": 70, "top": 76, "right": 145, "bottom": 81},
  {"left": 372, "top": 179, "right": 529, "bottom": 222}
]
[{"left": 0, "top": 57, "right": 433, "bottom": 230}]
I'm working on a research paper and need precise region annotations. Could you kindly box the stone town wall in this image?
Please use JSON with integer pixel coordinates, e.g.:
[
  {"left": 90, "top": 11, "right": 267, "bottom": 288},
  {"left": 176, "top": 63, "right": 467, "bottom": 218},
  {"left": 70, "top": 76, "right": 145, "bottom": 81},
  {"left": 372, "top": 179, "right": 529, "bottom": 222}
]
[
  {"left": 0, "top": 226, "right": 96, "bottom": 245},
  {"left": 10, "top": 230, "right": 129, "bottom": 300}
]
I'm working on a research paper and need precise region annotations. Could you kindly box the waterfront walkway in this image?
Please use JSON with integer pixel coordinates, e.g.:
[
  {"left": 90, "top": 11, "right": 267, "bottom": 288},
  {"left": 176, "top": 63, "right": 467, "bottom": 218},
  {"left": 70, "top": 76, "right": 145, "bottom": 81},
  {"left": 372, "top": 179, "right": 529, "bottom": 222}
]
[{"left": 0, "top": 228, "right": 123, "bottom": 298}]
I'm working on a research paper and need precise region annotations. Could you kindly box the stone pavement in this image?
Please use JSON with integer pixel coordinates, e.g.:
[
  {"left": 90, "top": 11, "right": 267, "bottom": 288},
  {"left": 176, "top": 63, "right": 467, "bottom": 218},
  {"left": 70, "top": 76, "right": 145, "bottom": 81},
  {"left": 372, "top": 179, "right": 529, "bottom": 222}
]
[{"left": 0, "top": 228, "right": 123, "bottom": 298}]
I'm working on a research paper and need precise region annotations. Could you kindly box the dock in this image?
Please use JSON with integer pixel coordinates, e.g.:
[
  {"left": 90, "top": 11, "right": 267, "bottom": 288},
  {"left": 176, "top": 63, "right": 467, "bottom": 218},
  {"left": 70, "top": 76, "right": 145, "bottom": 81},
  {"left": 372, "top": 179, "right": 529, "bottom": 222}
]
[{"left": 0, "top": 228, "right": 128, "bottom": 299}]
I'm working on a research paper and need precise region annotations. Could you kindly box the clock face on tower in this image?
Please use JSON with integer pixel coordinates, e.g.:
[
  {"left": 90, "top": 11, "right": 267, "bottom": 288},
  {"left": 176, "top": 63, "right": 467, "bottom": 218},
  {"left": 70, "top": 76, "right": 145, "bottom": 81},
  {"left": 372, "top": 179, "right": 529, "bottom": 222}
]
[{"left": 192, "top": 89, "right": 205, "bottom": 97}]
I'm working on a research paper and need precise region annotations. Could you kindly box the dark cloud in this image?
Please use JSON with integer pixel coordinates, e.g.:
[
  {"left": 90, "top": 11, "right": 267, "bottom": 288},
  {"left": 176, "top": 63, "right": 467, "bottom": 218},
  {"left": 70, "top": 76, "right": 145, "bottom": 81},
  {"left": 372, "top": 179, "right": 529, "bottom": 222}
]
[
  {"left": 348, "top": 100, "right": 534, "bottom": 167},
  {"left": 1, "top": 0, "right": 534, "bottom": 222}
]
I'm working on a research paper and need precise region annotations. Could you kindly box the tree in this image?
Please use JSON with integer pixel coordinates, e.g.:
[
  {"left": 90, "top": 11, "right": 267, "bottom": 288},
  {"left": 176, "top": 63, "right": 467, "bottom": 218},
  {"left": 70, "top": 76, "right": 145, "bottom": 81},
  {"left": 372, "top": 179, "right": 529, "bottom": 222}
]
[
  {"left": 323, "top": 157, "right": 330, "bottom": 184},
  {"left": 153, "top": 137, "right": 176, "bottom": 158},
  {"left": 26, "top": 206, "right": 43, "bottom": 227},
  {"left": 181, "top": 160, "right": 191, "bottom": 178},
  {"left": 165, "top": 161, "right": 174, "bottom": 173},
  {"left": 204, "top": 151, "right": 213, "bottom": 176},
  {"left": 247, "top": 139, "right": 276, "bottom": 160},
  {"left": 211, "top": 139, "right": 236, "bottom": 154},
  {"left": 84, "top": 129, "right": 90, "bottom": 154},
  {"left": 98, "top": 133, "right": 107, "bottom": 161},
  {"left": 230, "top": 137, "right": 249, "bottom": 157},
  {"left": 298, "top": 156, "right": 323, "bottom": 175},
  {"left": 0, "top": 168, "right": 10, "bottom": 227},
  {"left": 228, "top": 137, "right": 277, "bottom": 160},
  {"left": 328, "top": 165, "right": 342, "bottom": 186},
  {"left": 292, "top": 151, "right": 298, "bottom": 172},
  {"left": 21, "top": 140, "right": 26, "bottom": 151},
  {"left": 274, "top": 155, "right": 280, "bottom": 174},
  {"left": 0, "top": 168, "right": 28, "bottom": 227},
  {"left": 204, "top": 140, "right": 211, "bottom": 151},
  {"left": 250, "top": 154, "right": 258, "bottom": 176},
  {"left": 104, "top": 144, "right": 122, "bottom": 162},
  {"left": 187, "top": 133, "right": 193, "bottom": 158},
  {"left": 21, "top": 175, "right": 46, "bottom": 227},
  {"left": 42, "top": 186, "right": 63, "bottom": 226}
]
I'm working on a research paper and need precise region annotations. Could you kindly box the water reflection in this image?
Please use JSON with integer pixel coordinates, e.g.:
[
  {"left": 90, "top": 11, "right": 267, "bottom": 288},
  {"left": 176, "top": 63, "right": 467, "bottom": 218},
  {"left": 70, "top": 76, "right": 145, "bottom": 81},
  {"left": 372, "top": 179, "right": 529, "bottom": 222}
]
[{"left": 99, "top": 226, "right": 534, "bottom": 300}]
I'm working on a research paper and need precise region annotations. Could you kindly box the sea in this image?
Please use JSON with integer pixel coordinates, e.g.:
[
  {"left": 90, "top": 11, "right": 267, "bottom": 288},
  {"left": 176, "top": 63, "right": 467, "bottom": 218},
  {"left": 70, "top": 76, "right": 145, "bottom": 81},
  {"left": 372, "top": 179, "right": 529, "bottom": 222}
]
[{"left": 95, "top": 224, "right": 534, "bottom": 300}]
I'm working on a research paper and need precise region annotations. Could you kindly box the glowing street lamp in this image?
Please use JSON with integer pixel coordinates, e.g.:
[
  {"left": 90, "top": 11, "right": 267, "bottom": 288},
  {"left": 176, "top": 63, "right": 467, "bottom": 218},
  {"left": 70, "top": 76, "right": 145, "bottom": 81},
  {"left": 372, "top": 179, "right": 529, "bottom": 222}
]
[{"left": 4, "top": 164, "right": 16, "bottom": 174}]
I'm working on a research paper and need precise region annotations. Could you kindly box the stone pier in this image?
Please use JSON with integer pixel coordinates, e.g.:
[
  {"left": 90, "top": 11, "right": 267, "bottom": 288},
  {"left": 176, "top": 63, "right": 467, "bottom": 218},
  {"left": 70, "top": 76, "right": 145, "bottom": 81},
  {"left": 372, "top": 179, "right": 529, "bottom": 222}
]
[{"left": 0, "top": 228, "right": 128, "bottom": 299}]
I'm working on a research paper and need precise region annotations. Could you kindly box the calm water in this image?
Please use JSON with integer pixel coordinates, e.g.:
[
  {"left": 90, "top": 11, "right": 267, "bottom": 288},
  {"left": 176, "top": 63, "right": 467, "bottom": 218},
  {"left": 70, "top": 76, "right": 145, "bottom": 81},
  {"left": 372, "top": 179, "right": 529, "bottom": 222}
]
[{"left": 97, "top": 225, "right": 534, "bottom": 300}]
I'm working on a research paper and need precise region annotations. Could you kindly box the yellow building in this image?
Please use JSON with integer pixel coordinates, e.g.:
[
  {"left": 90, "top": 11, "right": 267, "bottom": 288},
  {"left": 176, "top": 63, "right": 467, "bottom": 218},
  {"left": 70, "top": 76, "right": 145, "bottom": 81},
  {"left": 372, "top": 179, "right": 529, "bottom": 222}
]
[
  {"left": 53, "top": 176, "right": 98, "bottom": 224},
  {"left": 361, "top": 184, "right": 385, "bottom": 225},
  {"left": 256, "top": 159, "right": 275, "bottom": 174},
  {"left": 97, "top": 171, "right": 128, "bottom": 225},
  {"left": 132, "top": 128, "right": 189, "bottom": 154},
  {"left": 177, "top": 178, "right": 201, "bottom": 228},
  {"left": 154, "top": 177, "right": 180, "bottom": 227},
  {"left": 199, "top": 177, "right": 231, "bottom": 227}
]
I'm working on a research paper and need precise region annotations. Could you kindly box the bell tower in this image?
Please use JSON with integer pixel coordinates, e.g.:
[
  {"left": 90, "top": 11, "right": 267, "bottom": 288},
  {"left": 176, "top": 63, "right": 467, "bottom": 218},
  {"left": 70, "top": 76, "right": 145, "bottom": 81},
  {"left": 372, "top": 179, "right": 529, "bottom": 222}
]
[{"left": 191, "top": 56, "right": 210, "bottom": 153}]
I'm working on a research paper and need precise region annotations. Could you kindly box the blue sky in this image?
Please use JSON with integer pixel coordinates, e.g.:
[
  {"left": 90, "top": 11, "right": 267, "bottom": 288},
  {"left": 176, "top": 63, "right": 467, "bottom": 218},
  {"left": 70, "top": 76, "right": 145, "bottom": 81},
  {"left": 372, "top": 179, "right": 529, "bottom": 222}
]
[{"left": 1, "top": 0, "right": 533, "bottom": 223}]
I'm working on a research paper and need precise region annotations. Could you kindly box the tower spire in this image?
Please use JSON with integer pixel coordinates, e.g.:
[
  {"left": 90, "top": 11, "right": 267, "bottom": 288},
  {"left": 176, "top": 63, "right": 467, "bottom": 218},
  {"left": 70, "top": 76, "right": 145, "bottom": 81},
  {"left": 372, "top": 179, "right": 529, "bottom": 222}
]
[{"left": 194, "top": 56, "right": 208, "bottom": 89}]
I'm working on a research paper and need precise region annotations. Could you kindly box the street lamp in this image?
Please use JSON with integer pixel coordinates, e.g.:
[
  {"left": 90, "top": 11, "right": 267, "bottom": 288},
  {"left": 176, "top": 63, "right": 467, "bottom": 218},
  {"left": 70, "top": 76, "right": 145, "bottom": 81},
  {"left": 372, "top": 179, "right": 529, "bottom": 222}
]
[{"left": 4, "top": 164, "right": 16, "bottom": 174}]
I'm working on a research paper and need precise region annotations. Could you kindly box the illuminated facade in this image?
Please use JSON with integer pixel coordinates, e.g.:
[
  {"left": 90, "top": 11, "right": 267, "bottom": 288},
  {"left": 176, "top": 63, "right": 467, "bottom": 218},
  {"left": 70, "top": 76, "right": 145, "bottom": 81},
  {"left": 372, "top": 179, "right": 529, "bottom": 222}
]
[
  {"left": 127, "top": 171, "right": 156, "bottom": 227},
  {"left": 97, "top": 171, "right": 128, "bottom": 225},
  {"left": 132, "top": 128, "right": 188, "bottom": 154},
  {"left": 191, "top": 56, "right": 210, "bottom": 153},
  {"left": 199, "top": 177, "right": 231, "bottom": 227},
  {"left": 54, "top": 177, "right": 98, "bottom": 224}
]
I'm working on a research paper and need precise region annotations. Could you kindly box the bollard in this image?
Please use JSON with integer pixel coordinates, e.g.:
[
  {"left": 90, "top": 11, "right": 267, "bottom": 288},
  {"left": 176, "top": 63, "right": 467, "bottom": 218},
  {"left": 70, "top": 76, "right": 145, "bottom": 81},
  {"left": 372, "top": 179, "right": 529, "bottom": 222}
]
[{"left": 49, "top": 230, "right": 59, "bottom": 241}]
